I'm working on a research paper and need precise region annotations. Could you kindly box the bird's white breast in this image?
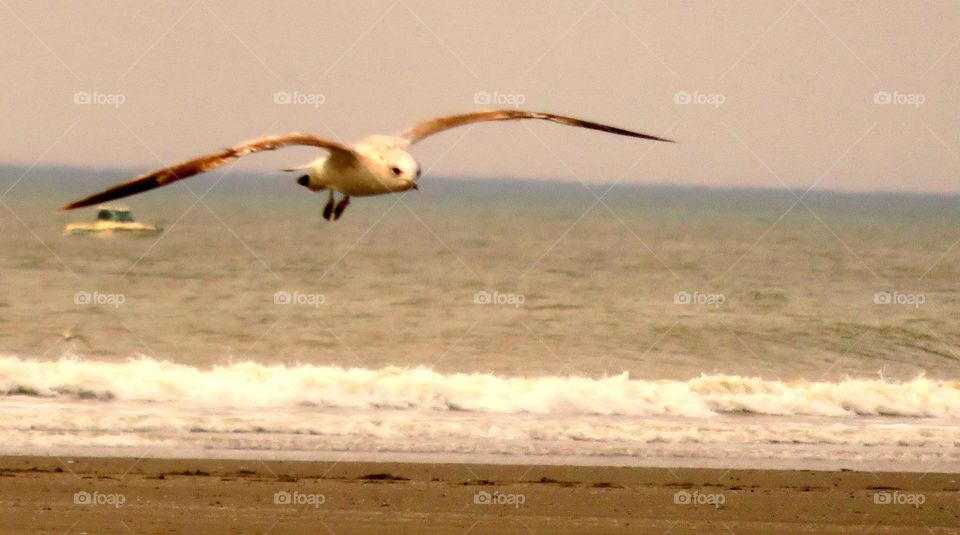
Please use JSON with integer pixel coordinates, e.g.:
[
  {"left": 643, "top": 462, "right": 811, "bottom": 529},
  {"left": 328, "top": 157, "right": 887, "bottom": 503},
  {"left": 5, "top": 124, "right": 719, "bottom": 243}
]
[{"left": 309, "top": 151, "right": 410, "bottom": 197}]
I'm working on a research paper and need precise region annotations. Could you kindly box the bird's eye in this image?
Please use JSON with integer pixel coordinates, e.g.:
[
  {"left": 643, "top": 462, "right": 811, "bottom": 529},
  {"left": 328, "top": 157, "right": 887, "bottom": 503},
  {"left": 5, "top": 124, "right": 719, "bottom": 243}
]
[{"left": 391, "top": 166, "right": 402, "bottom": 176}]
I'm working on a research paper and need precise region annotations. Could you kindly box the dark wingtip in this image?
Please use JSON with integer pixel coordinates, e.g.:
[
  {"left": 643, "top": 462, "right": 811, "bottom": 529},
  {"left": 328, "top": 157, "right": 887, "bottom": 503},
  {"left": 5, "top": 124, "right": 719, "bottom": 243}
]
[
  {"left": 60, "top": 175, "right": 161, "bottom": 212},
  {"left": 643, "top": 133, "right": 677, "bottom": 144},
  {"left": 642, "top": 133, "right": 677, "bottom": 144},
  {"left": 61, "top": 194, "right": 107, "bottom": 211}
]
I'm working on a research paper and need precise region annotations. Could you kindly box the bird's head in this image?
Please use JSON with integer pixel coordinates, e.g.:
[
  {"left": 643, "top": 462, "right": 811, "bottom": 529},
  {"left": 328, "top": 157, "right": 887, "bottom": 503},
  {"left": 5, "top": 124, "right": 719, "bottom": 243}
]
[{"left": 385, "top": 150, "right": 420, "bottom": 191}]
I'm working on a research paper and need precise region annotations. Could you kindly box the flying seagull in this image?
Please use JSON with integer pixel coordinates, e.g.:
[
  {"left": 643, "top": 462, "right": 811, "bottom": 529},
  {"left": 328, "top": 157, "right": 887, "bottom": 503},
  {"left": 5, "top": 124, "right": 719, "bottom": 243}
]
[{"left": 63, "top": 109, "right": 674, "bottom": 221}]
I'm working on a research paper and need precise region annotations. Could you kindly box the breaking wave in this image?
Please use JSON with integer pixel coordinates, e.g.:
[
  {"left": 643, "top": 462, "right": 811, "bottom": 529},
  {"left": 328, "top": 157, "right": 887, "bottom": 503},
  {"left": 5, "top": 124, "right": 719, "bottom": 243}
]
[{"left": 1, "top": 356, "right": 958, "bottom": 418}]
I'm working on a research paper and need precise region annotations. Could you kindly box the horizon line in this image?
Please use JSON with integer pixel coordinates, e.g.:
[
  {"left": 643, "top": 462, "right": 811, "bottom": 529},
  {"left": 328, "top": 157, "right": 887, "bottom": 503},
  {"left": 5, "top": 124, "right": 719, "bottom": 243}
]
[{"left": 1, "top": 162, "right": 958, "bottom": 199}]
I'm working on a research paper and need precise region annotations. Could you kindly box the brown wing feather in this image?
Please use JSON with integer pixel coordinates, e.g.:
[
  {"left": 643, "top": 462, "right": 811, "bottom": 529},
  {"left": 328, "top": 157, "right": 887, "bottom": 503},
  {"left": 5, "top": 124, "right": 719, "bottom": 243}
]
[
  {"left": 62, "top": 134, "right": 355, "bottom": 210},
  {"left": 399, "top": 109, "right": 676, "bottom": 145}
]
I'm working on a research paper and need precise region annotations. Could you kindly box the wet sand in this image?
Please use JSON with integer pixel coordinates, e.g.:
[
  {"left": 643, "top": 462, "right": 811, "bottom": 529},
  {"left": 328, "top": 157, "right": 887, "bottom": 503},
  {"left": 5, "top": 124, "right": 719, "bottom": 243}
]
[{"left": 0, "top": 456, "right": 957, "bottom": 534}]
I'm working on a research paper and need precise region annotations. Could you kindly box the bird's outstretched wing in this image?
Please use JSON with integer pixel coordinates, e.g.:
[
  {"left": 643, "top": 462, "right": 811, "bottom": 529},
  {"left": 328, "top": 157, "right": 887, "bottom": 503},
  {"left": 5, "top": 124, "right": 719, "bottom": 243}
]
[
  {"left": 398, "top": 109, "right": 676, "bottom": 145},
  {"left": 62, "top": 134, "right": 356, "bottom": 210}
]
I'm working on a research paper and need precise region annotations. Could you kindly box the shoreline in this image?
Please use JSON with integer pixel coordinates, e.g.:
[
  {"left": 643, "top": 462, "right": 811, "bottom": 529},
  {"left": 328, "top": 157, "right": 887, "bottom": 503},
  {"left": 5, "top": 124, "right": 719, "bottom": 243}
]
[
  {"left": 2, "top": 446, "right": 959, "bottom": 474},
  {"left": 2, "top": 455, "right": 957, "bottom": 534}
]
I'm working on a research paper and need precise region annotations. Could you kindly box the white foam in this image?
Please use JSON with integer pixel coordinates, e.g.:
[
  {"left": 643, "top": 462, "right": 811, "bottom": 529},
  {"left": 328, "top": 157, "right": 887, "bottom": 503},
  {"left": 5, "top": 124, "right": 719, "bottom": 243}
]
[{"left": 2, "top": 355, "right": 959, "bottom": 418}]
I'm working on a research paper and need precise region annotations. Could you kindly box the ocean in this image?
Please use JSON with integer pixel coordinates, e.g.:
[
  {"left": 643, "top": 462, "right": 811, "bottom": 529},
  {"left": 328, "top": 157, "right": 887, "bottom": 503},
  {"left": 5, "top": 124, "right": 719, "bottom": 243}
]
[{"left": 1, "top": 166, "right": 958, "bottom": 471}]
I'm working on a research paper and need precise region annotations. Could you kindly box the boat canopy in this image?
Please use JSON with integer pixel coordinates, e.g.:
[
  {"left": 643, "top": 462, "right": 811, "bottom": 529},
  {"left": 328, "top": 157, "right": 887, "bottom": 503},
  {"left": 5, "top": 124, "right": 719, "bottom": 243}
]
[{"left": 96, "top": 208, "right": 135, "bottom": 222}]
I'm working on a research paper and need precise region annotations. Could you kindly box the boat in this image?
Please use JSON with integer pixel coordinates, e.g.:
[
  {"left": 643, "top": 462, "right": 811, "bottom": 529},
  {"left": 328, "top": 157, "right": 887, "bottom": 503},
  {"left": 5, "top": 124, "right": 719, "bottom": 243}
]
[{"left": 64, "top": 206, "right": 161, "bottom": 235}]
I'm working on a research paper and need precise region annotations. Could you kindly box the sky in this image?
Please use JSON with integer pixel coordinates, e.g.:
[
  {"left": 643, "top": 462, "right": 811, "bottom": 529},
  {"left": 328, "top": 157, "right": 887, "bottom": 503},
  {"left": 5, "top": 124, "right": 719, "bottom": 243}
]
[{"left": 2, "top": 0, "right": 959, "bottom": 193}]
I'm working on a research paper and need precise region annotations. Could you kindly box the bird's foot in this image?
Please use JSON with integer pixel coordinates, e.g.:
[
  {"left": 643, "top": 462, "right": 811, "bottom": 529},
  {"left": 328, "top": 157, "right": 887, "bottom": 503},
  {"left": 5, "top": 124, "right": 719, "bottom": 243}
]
[
  {"left": 333, "top": 196, "right": 351, "bottom": 221},
  {"left": 322, "top": 194, "right": 335, "bottom": 221}
]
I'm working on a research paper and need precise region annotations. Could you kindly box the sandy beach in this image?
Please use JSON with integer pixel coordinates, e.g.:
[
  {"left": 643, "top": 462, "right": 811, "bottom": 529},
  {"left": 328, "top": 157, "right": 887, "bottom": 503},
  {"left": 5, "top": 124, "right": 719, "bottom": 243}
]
[{"left": 1, "top": 455, "right": 956, "bottom": 534}]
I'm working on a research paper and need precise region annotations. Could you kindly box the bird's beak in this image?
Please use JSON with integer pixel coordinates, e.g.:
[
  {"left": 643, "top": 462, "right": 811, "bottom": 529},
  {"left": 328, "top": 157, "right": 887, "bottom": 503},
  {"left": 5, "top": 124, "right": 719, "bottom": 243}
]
[{"left": 411, "top": 182, "right": 419, "bottom": 191}]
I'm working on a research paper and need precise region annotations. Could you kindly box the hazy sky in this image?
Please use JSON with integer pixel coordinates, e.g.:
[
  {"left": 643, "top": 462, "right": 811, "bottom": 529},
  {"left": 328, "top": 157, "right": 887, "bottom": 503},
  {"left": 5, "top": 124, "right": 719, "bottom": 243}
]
[{"left": 2, "top": 0, "right": 959, "bottom": 193}]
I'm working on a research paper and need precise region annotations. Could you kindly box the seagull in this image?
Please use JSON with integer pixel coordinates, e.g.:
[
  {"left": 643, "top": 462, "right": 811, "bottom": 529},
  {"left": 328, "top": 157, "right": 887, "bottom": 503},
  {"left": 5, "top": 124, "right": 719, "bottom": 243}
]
[{"left": 62, "top": 109, "right": 674, "bottom": 221}]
